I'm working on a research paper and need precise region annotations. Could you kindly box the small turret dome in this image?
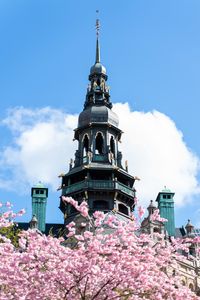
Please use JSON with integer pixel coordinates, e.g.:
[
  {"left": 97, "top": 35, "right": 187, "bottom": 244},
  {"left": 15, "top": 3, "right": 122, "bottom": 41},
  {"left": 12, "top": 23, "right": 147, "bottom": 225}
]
[
  {"left": 185, "top": 219, "right": 194, "bottom": 235},
  {"left": 31, "top": 215, "right": 38, "bottom": 223},
  {"left": 147, "top": 200, "right": 156, "bottom": 216},
  {"left": 90, "top": 62, "right": 106, "bottom": 75}
]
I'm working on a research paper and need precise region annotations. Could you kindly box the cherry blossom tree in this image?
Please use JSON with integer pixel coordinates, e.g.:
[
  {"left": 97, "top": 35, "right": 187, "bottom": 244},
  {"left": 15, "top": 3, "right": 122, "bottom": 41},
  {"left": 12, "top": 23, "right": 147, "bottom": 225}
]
[{"left": 0, "top": 198, "right": 199, "bottom": 300}]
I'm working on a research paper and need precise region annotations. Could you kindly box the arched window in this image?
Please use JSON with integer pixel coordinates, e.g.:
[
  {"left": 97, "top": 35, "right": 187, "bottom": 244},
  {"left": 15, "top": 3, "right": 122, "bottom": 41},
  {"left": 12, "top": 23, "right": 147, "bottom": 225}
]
[
  {"left": 118, "top": 204, "right": 129, "bottom": 215},
  {"left": 95, "top": 132, "right": 104, "bottom": 154},
  {"left": 189, "top": 246, "right": 195, "bottom": 256},
  {"left": 182, "top": 280, "right": 186, "bottom": 286},
  {"left": 110, "top": 136, "right": 115, "bottom": 156},
  {"left": 83, "top": 135, "right": 89, "bottom": 156},
  {"left": 93, "top": 200, "right": 109, "bottom": 210},
  {"left": 189, "top": 283, "right": 194, "bottom": 291}
]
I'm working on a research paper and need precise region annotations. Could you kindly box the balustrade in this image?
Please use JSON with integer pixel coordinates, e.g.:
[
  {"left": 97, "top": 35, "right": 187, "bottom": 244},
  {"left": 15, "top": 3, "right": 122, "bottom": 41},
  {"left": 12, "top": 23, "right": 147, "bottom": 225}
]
[{"left": 62, "top": 179, "right": 134, "bottom": 197}]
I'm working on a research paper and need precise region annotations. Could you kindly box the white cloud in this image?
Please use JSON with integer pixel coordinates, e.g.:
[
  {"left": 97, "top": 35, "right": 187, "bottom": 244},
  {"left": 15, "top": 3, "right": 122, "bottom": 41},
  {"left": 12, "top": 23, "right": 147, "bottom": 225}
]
[
  {"left": 0, "top": 104, "right": 199, "bottom": 206},
  {"left": 114, "top": 103, "right": 200, "bottom": 206},
  {"left": 0, "top": 107, "right": 77, "bottom": 193}
]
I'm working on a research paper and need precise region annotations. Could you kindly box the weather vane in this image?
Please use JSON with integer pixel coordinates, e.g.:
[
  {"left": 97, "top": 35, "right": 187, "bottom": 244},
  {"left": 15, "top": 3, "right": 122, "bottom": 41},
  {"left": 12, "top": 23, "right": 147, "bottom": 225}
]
[{"left": 96, "top": 10, "right": 100, "bottom": 37}]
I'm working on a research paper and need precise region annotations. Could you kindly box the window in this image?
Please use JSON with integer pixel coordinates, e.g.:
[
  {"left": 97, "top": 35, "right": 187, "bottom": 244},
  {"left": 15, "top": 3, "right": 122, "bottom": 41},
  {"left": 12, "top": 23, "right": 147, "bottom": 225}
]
[
  {"left": 83, "top": 135, "right": 89, "bottom": 156},
  {"left": 163, "top": 195, "right": 166, "bottom": 199},
  {"left": 110, "top": 136, "right": 115, "bottom": 157},
  {"left": 93, "top": 200, "right": 109, "bottom": 210},
  {"left": 189, "top": 283, "right": 194, "bottom": 291},
  {"left": 167, "top": 195, "right": 171, "bottom": 199},
  {"left": 118, "top": 204, "right": 128, "bottom": 215},
  {"left": 189, "top": 247, "right": 195, "bottom": 256},
  {"left": 95, "top": 132, "right": 104, "bottom": 154},
  {"left": 35, "top": 189, "right": 44, "bottom": 195}
]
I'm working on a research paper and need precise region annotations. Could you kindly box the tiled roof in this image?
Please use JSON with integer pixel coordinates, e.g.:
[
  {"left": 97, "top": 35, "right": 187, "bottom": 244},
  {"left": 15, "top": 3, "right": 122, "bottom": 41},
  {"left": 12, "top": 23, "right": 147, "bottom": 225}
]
[{"left": 175, "top": 227, "right": 186, "bottom": 238}]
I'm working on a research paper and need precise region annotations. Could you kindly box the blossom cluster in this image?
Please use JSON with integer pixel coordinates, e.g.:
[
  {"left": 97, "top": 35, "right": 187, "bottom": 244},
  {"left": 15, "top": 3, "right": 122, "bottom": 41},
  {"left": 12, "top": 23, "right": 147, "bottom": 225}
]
[{"left": 0, "top": 199, "right": 198, "bottom": 299}]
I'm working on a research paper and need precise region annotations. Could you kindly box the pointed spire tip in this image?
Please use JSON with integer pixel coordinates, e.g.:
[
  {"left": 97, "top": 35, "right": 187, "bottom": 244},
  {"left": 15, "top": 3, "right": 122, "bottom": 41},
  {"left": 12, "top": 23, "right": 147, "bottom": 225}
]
[
  {"left": 96, "top": 38, "right": 100, "bottom": 63},
  {"left": 95, "top": 16, "right": 100, "bottom": 63}
]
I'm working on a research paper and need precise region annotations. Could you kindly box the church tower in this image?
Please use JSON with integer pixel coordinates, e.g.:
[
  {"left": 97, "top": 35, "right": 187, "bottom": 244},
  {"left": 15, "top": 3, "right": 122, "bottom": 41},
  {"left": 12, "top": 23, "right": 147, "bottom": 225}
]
[{"left": 59, "top": 20, "right": 136, "bottom": 224}]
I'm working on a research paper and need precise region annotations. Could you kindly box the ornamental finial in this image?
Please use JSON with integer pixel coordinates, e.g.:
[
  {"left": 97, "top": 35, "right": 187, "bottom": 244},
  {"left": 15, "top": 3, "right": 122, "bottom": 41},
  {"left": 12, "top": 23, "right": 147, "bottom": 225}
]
[{"left": 96, "top": 10, "right": 100, "bottom": 37}]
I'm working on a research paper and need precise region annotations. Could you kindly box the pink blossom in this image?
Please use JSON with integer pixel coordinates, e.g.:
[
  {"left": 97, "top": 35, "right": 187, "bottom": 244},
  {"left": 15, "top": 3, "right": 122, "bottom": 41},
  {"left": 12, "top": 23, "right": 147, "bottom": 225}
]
[
  {"left": 17, "top": 209, "right": 26, "bottom": 216},
  {"left": 93, "top": 210, "right": 104, "bottom": 219},
  {"left": 138, "top": 206, "right": 145, "bottom": 218},
  {"left": 62, "top": 196, "right": 89, "bottom": 218},
  {"left": 19, "top": 237, "right": 27, "bottom": 249},
  {"left": 5, "top": 201, "right": 12, "bottom": 207},
  {"left": 93, "top": 211, "right": 105, "bottom": 227},
  {"left": 0, "top": 201, "right": 197, "bottom": 300},
  {"left": 78, "top": 201, "right": 89, "bottom": 217},
  {"left": 104, "top": 214, "right": 117, "bottom": 228},
  {"left": 151, "top": 209, "right": 168, "bottom": 222}
]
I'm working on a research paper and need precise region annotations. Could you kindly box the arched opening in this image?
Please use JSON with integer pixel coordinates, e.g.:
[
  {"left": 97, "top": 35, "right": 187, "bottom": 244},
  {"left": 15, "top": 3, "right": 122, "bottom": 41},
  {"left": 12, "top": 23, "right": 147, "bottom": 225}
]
[
  {"left": 189, "top": 246, "right": 195, "bottom": 256},
  {"left": 83, "top": 135, "right": 89, "bottom": 157},
  {"left": 110, "top": 136, "right": 115, "bottom": 157},
  {"left": 182, "top": 280, "right": 186, "bottom": 286},
  {"left": 95, "top": 132, "right": 104, "bottom": 154},
  {"left": 189, "top": 283, "right": 194, "bottom": 291},
  {"left": 118, "top": 204, "right": 129, "bottom": 216},
  {"left": 93, "top": 200, "right": 109, "bottom": 211}
]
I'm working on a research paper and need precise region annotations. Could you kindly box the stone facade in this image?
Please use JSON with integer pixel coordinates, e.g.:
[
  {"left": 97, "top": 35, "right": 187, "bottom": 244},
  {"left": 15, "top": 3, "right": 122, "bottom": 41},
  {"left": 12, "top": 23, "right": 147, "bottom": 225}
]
[{"left": 141, "top": 198, "right": 200, "bottom": 294}]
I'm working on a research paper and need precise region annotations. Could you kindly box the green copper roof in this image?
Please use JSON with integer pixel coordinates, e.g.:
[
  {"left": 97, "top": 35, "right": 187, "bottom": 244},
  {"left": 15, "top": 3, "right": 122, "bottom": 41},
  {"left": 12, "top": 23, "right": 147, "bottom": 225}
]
[
  {"left": 161, "top": 186, "right": 171, "bottom": 193},
  {"left": 34, "top": 181, "right": 46, "bottom": 188}
]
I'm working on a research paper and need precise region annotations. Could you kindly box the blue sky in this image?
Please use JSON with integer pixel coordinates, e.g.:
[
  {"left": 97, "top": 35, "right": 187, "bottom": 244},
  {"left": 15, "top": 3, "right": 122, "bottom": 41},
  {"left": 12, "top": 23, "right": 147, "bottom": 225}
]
[{"left": 0, "top": 0, "right": 200, "bottom": 227}]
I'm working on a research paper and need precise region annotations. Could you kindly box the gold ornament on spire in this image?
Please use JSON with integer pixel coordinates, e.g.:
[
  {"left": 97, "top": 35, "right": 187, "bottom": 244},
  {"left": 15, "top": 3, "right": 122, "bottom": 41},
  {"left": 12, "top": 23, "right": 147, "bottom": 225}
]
[{"left": 96, "top": 10, "right": 100, "bottom": 37}]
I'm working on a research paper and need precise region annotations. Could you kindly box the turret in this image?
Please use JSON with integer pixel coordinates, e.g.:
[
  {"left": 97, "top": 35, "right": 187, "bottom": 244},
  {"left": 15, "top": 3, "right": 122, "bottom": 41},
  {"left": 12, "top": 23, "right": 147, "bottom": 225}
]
[
  {"left": 29, "top": 214, "right": 38, "bottom": 230},
  {"left": 141, "top": 200, "right": 165, "bottom": 235},
  {"left": 31, "top": 182, "right": 48, "bottom": 232},
  {"left": 185, "top": 219, "right": 194, "bottom": 235},
  {"left": 156, "top": 187, "right": 175, "bottom": 236},
  {"left": 147, "top": 200, "right": 157, "bottom": 216}
]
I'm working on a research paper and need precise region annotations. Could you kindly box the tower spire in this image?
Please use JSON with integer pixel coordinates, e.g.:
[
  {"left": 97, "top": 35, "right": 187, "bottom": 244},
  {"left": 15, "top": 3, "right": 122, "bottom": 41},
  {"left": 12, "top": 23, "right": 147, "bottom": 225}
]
[
  {"left": 59, "top": 16, "right": 136, "bottom": 226},
  {"left": 85, "top": 13, "right": 111, "bottom": 109},
  {"left": 95, "top": 14, "right": 100, "bottom": 63}
]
